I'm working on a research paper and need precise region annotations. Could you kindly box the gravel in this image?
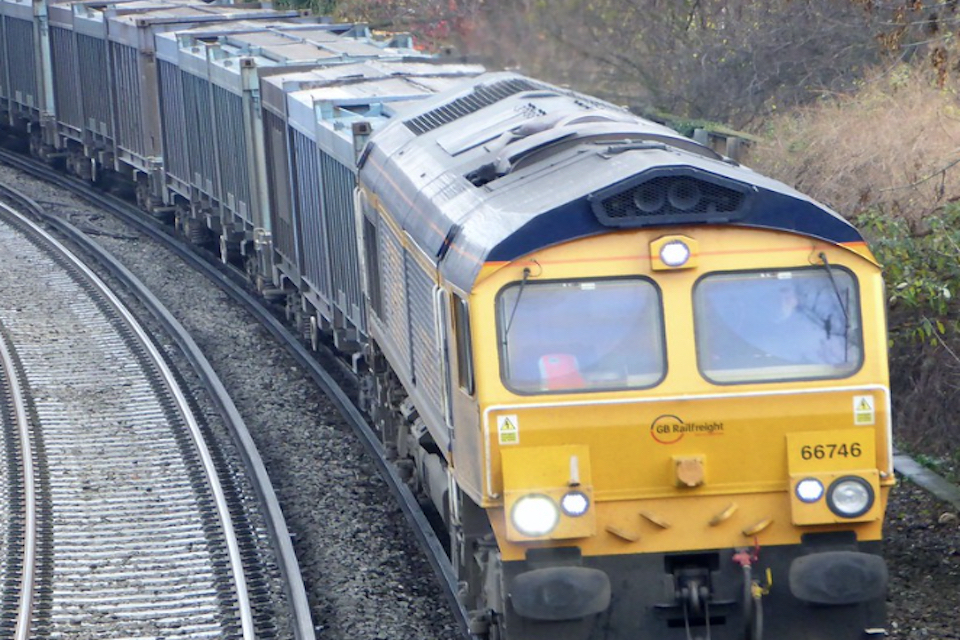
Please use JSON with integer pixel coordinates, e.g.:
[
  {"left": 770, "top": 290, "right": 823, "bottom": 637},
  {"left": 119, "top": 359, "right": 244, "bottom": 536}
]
[
  {"left": 3, "top": 161, "right": 958, "bottom": 639},
  {"left": 886, "top": 477, "right": 960, "bottom": 639}
]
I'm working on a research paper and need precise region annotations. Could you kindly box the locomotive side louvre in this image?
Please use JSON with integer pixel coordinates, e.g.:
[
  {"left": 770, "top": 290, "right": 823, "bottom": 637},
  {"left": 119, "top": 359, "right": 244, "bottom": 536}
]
[
  {"left": 374, "top": 209, "right": 413, "bottom": 375},
  {"left": 359, "top": 72, "right": 892, "bottom": 639}
]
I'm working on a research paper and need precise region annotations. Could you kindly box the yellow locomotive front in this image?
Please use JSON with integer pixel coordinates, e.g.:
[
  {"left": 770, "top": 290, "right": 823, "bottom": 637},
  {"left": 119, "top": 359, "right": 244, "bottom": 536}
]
[{"left": 466, "top": 225, "right": 890, "bottom": 638}]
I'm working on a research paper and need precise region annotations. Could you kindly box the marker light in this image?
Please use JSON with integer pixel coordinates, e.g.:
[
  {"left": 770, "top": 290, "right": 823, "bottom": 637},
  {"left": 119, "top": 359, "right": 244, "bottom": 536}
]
[
  {"left": 511, "top": 494, "right": 560, "bottom": 537},
  {"left": 795, "top": 478, "right": 824, "bottom": 503},
  {"left": 827, "top": 476, "right": 874, "bottom": 518},
  {"left": 560, "top": 491, "right": 590, "bottom": 517},
  {"left": 659, "top": 241, "right": 691, "bottom": 268}
]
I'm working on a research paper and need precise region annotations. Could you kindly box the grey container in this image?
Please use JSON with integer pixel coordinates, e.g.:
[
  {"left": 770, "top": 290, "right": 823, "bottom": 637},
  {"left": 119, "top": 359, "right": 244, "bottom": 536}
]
[{"left": 261, "top": 59, "right": 481, "bottom": 340}]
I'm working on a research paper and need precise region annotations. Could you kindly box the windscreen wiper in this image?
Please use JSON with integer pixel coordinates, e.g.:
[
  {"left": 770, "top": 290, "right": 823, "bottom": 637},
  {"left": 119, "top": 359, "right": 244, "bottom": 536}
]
[
  {"left": 502, "top": 267, "right": 532, "bottom": 350},
  {"left": 818, "top": 252, "right": 851, "bottom": 335}
]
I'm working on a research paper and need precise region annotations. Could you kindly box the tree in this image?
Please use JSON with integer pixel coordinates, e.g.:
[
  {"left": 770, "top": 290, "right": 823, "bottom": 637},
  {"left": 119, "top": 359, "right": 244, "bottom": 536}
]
[{"left": 328, "top": 0, "right": 959, "bottom": 129}]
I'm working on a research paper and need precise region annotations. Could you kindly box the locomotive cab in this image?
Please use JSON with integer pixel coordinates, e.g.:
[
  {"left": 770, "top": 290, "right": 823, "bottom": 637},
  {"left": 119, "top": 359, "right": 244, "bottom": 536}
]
[{"left": 462, "top": 226, "right": 890, "bottom": 640}]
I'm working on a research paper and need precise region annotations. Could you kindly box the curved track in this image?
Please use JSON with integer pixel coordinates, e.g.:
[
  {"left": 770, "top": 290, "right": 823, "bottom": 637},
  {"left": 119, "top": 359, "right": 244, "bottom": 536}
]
[
  {"left": 0, "top": 310, "right": 35, "bottom": 640},
  {"left": 0, "top": 191, "right": 289, "bottom": 639}
]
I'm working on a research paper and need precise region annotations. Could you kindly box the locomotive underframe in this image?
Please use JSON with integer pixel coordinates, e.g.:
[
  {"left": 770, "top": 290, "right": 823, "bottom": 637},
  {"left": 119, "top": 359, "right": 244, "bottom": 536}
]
[{"left": 497, "top": 538, "right": 886, "bottom": 640}]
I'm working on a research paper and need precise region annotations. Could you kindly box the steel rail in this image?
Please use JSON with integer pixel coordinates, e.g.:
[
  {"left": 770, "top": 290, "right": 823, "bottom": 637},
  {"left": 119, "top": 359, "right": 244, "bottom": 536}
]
[
  {"left": 0, "top": 190, "right": 257, "bottom": 640},
  {"left": 0, "top": 327, "right": 36, "bottom": 640}
]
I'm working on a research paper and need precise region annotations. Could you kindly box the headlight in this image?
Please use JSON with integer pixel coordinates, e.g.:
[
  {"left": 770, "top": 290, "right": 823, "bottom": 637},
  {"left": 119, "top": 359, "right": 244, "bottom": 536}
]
[
  {"left": 659, "top": 241, "right": 691, "bottom": 268},
  {"left": 560, "top": 491, "right": 590, "bottom": 517},
  {"left": 511, "top": 494, "right": 560, "bottom": 537},
  {"left": 827, "top": 476, "right": 874, "bottom": 518},
  {"left": 795, "top": 478, "right": 824, "bottom": 503}
]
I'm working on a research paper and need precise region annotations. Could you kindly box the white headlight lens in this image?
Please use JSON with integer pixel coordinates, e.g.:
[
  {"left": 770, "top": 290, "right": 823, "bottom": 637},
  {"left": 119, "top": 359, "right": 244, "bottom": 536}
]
[
  {"left": 560, "top": 491, "right": 590, "bottom": 517},
  {"left": 796, "top": 478, "right": 824, "bottom": 503},
  {"left": 511, "top": 495, "right": 560, "bottom": 537},
  {"left": 659, "top": 241, "right": 691, "bottom": 267},
  {"left": 827, "top": 477, "right": 874, "bottom": 518}
]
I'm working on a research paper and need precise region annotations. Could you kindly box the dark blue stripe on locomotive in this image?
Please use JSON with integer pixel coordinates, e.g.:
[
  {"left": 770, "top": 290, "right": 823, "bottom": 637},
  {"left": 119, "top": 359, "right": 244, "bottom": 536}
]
[{"left": 483, "top": 187, "right": 864, "bottom": 264}]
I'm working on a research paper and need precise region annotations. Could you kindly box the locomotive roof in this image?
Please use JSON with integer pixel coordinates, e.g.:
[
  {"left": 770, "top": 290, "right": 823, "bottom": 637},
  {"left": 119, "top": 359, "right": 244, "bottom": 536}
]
[{"left": 359, "top": 72, "right": 866, "bottom": 291}]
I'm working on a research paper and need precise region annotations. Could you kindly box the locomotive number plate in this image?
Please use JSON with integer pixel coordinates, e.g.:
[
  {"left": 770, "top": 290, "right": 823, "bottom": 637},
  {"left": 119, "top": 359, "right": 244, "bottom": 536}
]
[{"left": 786, "top": 429, "right": 876, "bottom": 473}]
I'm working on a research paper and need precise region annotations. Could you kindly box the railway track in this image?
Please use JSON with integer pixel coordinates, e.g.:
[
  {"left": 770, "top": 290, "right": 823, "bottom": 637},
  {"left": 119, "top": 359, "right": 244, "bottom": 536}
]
[
  {"left": 0, "top": 147, "right": 472, "bottom": 640},
  {"left": 0, "top": 188, "right": 309, "bottom": 639}
]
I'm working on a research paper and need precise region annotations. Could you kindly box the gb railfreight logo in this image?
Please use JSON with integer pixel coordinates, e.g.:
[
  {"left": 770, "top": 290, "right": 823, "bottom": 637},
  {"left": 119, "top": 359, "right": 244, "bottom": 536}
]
[{"left": 650, "top": 415, "right": 725, "bottom": 444}]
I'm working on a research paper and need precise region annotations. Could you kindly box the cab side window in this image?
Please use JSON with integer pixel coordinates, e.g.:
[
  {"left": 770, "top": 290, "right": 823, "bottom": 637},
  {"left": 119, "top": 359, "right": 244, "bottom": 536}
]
[{"left": 453, "top": 294, "right": 475, "bottom": 395}]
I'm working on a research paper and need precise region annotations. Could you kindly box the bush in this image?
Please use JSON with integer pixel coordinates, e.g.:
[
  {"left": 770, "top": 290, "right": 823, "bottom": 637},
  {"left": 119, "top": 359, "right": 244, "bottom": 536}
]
[{"left": 855, "top": 205, "right": 960, "bottom": 458}]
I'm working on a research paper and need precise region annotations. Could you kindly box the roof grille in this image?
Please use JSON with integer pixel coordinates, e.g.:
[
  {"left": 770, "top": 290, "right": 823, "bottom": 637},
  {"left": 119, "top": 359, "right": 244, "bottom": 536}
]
[
  {"left": 404, "top": 78, "right": 542, "bottom": 135},
  {"left": 591, "top": 172, "right": 750, "bottom": 227}
]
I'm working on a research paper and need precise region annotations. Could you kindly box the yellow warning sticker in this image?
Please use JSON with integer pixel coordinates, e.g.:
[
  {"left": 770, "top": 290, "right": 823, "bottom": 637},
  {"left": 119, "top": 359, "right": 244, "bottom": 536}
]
[
  {"left": 497, "top": 415, "right": 520, "bottom": 445},
  {"left": 853, "top": 395, "right": 875, "bottom": 425}
]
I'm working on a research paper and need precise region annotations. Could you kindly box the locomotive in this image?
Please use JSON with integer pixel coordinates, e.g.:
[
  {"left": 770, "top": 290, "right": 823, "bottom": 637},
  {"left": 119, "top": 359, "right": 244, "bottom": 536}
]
[{"left": 0, "top": 1, "right": 891, "bottom": 638}]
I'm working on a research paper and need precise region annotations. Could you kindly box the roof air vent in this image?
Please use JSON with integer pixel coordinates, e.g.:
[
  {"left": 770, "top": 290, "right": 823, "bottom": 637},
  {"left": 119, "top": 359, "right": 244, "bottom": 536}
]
[{"left": 404, "top": 78, "right": 544, "bottom": 135}]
